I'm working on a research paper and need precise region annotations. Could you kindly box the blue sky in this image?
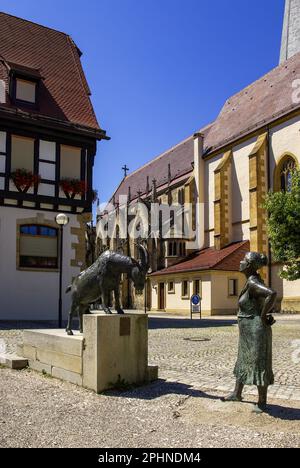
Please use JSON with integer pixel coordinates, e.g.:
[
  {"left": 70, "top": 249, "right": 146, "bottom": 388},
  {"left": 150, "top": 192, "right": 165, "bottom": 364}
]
[{"left": 1, "top": 0, "right": 285, "bottom": 204}]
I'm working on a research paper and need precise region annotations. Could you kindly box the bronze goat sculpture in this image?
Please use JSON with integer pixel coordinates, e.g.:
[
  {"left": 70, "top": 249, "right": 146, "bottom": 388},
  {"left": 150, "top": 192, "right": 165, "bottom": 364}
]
[{"left": 65, "top": 245, "right": 149, "bottom": 335}]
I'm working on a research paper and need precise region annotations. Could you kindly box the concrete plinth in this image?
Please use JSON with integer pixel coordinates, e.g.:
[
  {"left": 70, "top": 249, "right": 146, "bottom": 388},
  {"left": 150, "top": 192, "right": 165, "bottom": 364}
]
[{"left": 19, "top": 313, "right": 158, "bottom": 392}]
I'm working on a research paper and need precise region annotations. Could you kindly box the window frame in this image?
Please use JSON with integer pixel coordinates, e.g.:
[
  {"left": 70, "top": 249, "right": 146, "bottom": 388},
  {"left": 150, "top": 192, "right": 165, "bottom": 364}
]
[
  {"left": 10, "top": 73, "right": 39, "bottom": 108},
  {"left": 18, "top": 223, "right": 59, "bottom": 271},
  {"left": 181, "top": 280, "right": 190, "bottom": 299},
  {"left": 193, "top": 279, "right": 202, "bottom": 297},
  {"left": 274, "top": 153, "right": 298, "bottom": 192},
  {"left": 228, "top": 278, "right": 238, "bottom": 297}
]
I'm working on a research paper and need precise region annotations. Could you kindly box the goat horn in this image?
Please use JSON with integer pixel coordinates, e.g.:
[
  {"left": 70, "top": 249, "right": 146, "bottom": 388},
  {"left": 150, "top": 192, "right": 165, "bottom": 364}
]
[{"left": 137, "top": 244, "right": 149, "bottom": 271}]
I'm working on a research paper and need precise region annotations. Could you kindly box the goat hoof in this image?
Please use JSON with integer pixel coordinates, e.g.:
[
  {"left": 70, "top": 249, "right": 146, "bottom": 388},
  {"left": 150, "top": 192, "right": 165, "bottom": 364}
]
[
  {"left": 117, "top": 309, "right": 125, "bottom": 315},
  {"left": 66, "top": 329, "right": 74, "bottom": 336}
]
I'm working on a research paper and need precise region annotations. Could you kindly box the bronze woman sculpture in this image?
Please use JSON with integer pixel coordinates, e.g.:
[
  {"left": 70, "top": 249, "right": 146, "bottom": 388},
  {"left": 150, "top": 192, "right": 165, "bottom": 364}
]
[{"left": 223, "top": 252, "right": 277, "bottom": 413}]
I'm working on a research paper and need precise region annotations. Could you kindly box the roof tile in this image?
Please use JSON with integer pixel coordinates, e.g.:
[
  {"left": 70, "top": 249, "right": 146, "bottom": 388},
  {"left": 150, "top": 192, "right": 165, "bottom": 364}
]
[
  {"left": 0, "top": 12, "right": 102, "bottom": 132},
  {"left": 150, "top": 241, "right": 250, "bottom": 276}
]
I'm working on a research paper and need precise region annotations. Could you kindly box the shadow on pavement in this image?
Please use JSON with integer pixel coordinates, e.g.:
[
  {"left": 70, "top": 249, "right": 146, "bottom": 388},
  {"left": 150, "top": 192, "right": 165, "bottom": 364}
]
[
  {"left": 0, "top": 317, "right": 237, "bottom": 331},
  {"left": 103, "top": 379, "right": 220, "bottom": 401},
  {"left": 148, "top": 317, "right": 237, "bottom": 330},
  {"left": 0, "top": 320, "right": 67, "bottom": 330},
  {"left": 265, "top": 403, "right": 300, "bottom": 421}
]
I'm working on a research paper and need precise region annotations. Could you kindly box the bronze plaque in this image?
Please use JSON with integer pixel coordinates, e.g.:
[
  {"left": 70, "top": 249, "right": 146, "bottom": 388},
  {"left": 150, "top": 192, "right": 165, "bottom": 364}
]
[{"left": 120, "top": 317, "right": 131, "bottom": 336}]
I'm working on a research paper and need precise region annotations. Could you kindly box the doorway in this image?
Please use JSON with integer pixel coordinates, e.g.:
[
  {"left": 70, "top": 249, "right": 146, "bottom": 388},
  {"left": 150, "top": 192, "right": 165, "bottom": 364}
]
[{"left": 158, "top": 283, "right": 165, "bottom": 310}]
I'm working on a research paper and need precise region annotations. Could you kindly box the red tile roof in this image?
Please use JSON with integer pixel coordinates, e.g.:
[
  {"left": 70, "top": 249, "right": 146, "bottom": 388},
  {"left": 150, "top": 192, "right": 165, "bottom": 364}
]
[
  {"left": 204, "top": 52, "right": 300, "bottom": 153},
  {"left": 109, "top": 123, "right": 213, "bottom": 204},
  {"left": 106, "top": 53, "right": 300, "bottom": 204},
  {"left": 150, "top": 241, "right": 250, "bottom": 276},
  {"left": 0, "top": 12, "right": 106, "bottom": 138}
]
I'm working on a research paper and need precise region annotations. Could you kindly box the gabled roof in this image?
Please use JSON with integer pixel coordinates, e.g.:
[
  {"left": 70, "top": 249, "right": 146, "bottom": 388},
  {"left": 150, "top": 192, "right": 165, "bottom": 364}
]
[
  {"left": 0, "top": 12, "right": 107, "bottom": 139},
  {"left": 109, "top": 123, "right": 213, "bottom": 204},
  {"left": 105, "top": 52, "right": 300, "bottom": 205},
  {"left": 150, "top": 241, "right": 250, "bottom": 276},
  {"left": 204, "top": 51, "right": 300, "bottom": 153}
]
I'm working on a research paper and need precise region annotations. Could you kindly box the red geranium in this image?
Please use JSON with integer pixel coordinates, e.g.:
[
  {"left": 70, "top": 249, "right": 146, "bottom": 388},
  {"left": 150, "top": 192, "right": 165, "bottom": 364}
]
[
  {"left": 60, "top": 179, "right": 87, "bottom": 199},
  {"left": 10, "top": 169, "right": 41, "bottom": 193}
]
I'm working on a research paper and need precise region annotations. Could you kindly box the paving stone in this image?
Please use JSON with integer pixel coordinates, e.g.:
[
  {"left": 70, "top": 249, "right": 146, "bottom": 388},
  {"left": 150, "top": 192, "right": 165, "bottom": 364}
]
[{"left": 0, "top": 353, "right": 28, "bottom": 370}]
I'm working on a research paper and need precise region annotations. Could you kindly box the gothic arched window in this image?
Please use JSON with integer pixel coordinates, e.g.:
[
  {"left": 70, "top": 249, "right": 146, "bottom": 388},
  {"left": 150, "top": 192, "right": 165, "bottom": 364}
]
[{"left": 280, "top": 157, "right": 296, "bottom": 192}]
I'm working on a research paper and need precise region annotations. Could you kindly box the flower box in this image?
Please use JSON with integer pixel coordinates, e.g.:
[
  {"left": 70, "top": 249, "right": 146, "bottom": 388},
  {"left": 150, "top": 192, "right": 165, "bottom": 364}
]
[
  {"left": 60, "top": 178, "right": 87, "bottom": 199},
  {"left": 10, "top": 169, "right": 41, "bottom": 193}
]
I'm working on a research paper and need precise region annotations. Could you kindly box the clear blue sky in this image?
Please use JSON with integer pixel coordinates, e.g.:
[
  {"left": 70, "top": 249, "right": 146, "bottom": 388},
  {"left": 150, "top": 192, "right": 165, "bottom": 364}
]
[{"left": 1, "top": 0, "right": 285, "bottom": 204}]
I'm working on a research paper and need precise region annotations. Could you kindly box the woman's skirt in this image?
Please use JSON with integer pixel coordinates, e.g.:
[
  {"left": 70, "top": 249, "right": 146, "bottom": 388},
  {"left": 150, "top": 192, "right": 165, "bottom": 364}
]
[{"left": 234, "top": 316, "right": 274, "bottom": 386}]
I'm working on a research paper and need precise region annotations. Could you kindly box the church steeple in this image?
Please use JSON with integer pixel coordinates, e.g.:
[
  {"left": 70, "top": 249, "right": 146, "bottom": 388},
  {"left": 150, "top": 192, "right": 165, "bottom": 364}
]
[{"left": 280, "top": 0, "right": 300, "bottom": 63}]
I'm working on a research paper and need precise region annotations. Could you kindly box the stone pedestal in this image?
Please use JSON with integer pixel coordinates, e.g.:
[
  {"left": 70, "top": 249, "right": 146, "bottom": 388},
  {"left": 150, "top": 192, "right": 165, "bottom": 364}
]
[
  {"left": 83, "top": 314, "right": 149, "bottom": 392},
  {"left": 19, "top": 313, "right": 158, "bottom": 392}
]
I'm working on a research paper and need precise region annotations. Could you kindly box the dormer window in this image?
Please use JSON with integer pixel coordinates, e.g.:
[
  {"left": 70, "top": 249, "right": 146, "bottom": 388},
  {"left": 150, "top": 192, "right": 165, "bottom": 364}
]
[
  {"left": 15, "top": 78, "right": 36, "bottom": 104},
  {"left": 9, "top": 62, "right": 41, "bottom": 107}
]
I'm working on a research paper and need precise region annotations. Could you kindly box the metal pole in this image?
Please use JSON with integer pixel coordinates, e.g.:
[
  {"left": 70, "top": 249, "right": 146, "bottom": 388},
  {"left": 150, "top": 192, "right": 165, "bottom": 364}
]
[
  {"left": 144, "top": 278, "right": 147, "bottom": 314},
  {"left": 58, "top": 225, "right": 63, "bottom": 328}
]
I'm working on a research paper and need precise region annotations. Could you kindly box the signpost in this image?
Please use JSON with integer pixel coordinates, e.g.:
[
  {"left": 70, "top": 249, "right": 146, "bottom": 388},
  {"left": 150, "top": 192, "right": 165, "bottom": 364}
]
[{"left": 190, "top": 294, "right": 202, "bottom": 320}]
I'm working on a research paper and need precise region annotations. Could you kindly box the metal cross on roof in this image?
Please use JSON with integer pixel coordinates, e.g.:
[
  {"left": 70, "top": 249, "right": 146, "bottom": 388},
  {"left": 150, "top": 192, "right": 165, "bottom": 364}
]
[{"left": 122, "top": 165, "right": 130, "bottom": 177}]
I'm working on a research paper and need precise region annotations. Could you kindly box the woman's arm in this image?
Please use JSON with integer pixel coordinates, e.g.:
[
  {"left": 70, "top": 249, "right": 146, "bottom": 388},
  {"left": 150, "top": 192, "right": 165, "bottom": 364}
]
[{"left": 249, "top": 279, "right": 277, "bottom": 325}]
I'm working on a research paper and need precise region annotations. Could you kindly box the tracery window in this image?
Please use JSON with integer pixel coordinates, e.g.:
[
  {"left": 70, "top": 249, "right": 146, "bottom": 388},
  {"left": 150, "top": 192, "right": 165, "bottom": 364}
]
[{"left": 280, "top": 157, "right": 296, "bottom": 192}]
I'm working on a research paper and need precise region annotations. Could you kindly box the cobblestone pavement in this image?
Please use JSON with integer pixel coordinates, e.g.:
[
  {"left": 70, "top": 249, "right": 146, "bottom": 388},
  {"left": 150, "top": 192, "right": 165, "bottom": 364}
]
[
  {"left": 1, "top": 313, "right": 299, "bottom": 401},
  {"left": 0, "top": 314, "right": 299, "bottom": 448},
  {"left": 147, "top": 314, "right": 300, "bottom": 402}
]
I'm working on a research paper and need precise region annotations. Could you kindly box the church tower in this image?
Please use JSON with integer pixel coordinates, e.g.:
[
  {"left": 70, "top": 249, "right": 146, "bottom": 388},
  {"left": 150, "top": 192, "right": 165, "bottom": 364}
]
[{"left": 280, "top": 0, "right": 300, "bottom": 63}]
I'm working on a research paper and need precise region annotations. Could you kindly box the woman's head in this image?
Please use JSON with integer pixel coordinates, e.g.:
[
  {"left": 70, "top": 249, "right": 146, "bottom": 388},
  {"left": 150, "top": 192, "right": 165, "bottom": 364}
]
[{"left": 240, "top": 252, "right": 268, "bottom": 274}]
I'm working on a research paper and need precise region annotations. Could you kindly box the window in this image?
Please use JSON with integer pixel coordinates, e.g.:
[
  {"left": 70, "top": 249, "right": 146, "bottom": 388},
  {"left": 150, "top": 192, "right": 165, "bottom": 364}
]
[
  {"left": 228, "top": 279, "right": 238, "bottom": 297},
  {"left": 179, "top": 242, "right": 186, "bottom": 257},
  {"left": 0, "top": 132, "right": 6, "bottom": 189},
  {"left": 19, "top": 224, "right": 58, "bottom": 269},
  {"left": 280, "top": 157, "right": 296, "bottom": 192},
  {"left": 168, "top": 281, "right": 175, "bottom": 293},
  {"left": 60, "top": 145, "right": 81, "bottom": 180},
  {"left": 16, "top": 78, "right": 36, "bottom": 104},
  {"left": 168, "top": 241, "right": 177, "bottom": 257},
  {"left": 182, "top": 280, "right": 189, "bottom": 298},
  {"left": 178, "top": 188, "right": 185, "bottom": 206},
  {"left": 193, "top": 279, "right": 201, "bottom": 296},
  {"left": 11, "top": 135, "right": 34, "bottom": 172}
]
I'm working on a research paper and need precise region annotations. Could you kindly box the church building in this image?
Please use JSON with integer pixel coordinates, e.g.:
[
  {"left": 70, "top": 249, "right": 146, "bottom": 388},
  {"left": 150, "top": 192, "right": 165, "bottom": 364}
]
[
  {"left": 0, "top": 13, "right": 108, "bottom": 320},
  {"left": 98, "top": 0, "right": 300, "bottom": 315}
]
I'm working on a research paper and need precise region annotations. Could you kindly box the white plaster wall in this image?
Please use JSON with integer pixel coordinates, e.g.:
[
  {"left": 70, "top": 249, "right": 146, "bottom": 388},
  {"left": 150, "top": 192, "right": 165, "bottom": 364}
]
[
  {"left": 271, "top": 264, "right": 300, "bottom": 299},
  {"left": 0, "top": 155, "right": 5, "bottom": 172},
  {"left": 269, "top": 115, "right": 300, "bottom": 188},
  {"left": 0, "top": 206, "right": 81, "bottom": 320},
  {"left": 151, "top": 283, "right": 158, "bottom": 310},
  {"left": 231, "top": 137, "right": 256, "bottom": 226},
  {"left": 0, "top": 80, "right": 5, "bottom": 104},
  {"left": 205, "top": 154, "right": 222, "bottom": 246},
  {"left": 166, "top": 280, "right": 190, "bottom": 311},
  {"left": 211, "top": 272, "right": 243, "bottom": 313},
  {"left": 231, "top": 222, "right": 250, "bottom": 244},
  {"left": 38, "top": 183, "right": 55, "bottom": 197},
  {"left": 39, "top": 140, "right": 56, "bottom": 162},
  {"left": 151, "top": 275, "right": 212, "bottom": 313},
  {"left": 0, "top": 131, "right": 6, "bottom": 152},
  {"left": 39, "top": 162, "right": 56, "bottom": 180}
]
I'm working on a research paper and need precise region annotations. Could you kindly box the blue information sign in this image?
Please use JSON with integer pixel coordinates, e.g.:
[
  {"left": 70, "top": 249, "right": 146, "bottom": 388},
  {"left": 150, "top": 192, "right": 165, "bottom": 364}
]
[
  {"left": 190, "top": 294, "right": 202, "bottom": 319},
  {"left": 191, "top": 294, "right": 201, "bottom": 306}
]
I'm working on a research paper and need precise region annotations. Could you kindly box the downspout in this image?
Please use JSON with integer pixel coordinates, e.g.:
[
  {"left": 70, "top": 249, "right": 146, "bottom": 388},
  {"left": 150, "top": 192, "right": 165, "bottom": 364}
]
[{"left": 266, "top": 125, "right": 272, "bottom": 288}]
